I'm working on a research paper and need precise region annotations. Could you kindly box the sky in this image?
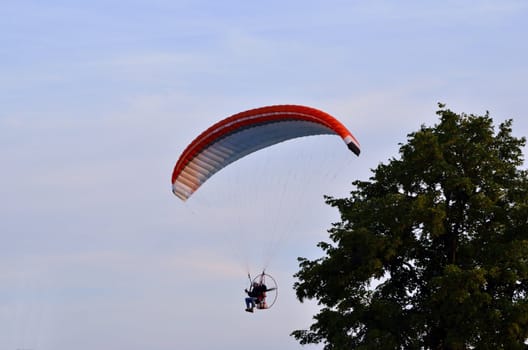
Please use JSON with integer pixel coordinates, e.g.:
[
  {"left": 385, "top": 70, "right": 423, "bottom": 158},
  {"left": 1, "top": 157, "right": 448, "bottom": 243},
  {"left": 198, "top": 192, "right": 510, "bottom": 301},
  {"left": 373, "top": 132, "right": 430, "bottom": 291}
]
[{"left": 1, "top": 0, "right": 528, "bottom": 349}]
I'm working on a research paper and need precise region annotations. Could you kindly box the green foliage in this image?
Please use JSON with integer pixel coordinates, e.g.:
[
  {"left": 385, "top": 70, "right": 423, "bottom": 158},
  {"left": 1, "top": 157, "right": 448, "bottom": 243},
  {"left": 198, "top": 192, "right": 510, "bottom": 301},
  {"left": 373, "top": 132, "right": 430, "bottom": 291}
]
[{"left": 292, "top": 104, "right": 528, "bottom": 349}]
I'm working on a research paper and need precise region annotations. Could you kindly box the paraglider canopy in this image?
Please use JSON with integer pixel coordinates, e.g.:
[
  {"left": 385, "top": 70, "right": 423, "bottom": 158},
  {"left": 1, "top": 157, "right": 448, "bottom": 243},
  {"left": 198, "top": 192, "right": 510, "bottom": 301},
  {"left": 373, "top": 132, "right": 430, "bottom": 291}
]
[{"left": 171, "top": 104, "right": 360, "bottom": 201}]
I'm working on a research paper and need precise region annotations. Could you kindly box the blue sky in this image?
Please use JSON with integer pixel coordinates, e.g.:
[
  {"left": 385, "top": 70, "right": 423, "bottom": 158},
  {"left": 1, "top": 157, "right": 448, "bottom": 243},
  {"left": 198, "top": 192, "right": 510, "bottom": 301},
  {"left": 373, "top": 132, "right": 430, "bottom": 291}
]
[{"left": 2, "top": 1, "right": 528, "bottom": 349}]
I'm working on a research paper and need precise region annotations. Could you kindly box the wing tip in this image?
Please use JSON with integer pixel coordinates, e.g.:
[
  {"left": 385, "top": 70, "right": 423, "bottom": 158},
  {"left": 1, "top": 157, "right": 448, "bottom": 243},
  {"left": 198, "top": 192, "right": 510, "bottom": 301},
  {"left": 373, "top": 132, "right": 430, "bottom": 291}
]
[
  {"left": 347, "top": 142, "right": 361, "bottom": 156},
  {"left": 172, "top": 186, "right": 190, "bottom": 201}
]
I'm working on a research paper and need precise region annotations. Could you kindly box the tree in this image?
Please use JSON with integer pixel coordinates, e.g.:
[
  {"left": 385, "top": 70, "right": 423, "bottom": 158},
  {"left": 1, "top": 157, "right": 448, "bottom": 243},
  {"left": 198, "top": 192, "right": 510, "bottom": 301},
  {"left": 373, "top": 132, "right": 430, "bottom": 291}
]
[{"left": 292, "top": 104, "right": 528, "bottom": 349}]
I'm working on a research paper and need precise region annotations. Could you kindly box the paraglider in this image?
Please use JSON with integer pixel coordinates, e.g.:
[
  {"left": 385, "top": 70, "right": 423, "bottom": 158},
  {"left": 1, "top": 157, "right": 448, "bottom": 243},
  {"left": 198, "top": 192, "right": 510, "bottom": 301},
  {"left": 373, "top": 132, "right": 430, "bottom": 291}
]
[
  {"left": 171, "top": 104, "right": 360, "bottom": 201},
  {"left": 244, "top": 271, "right": 278, "bottom": 313},
  {"left": 171, "top": 104, "right": 360, "bottom": 312}
]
